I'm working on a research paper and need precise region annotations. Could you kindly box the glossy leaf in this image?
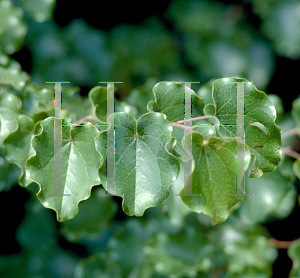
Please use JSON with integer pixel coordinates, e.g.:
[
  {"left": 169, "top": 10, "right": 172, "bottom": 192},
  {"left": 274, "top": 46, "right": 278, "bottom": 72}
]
[
  {"left": 96, "top": 112, "right": 180, "bottom": 216},
  {"left": 212, "top": 77, "right": 282, "bottom": 177},
  {"left": 147, "top": 81, "right": 205, "bottom": 162},
  {"left": 3, "top": 115, "right": 35, "bottom": 187},
  {"left": 60, "top": 187, "right": 118, "bottom": 241},
  {"left": 0, "top": 91, "right": 22, "bottom": 149},
  {"left": 181, "top": 132, "right": 251, "bottom": 224},
  {"left": 0, "top": 0, "right": 28, "bottom": 54},
  {"left": 25, "top": 117, "right": 101, "bottom": 221},
  {"left": 288, "top": 240, "right": 300, "bottom": 278}
]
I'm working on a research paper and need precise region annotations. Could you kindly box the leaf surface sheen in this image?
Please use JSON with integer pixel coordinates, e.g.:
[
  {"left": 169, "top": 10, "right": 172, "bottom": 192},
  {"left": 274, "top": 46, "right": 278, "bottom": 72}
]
[
  {"left": 26, "top": 117, "right": 101, "bottom": 221},
  {"left": 97, "top": 112, "right": 180, "bottom": 216}
]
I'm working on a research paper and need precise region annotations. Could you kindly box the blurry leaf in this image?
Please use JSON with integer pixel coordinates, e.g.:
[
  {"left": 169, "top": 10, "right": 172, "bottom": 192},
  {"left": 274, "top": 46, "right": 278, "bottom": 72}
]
[
  {"left": 239, "top": 168, "right": 297, "bottom": 224},
  {"left": 60, "top": 187, "right": 118, "bottom": 242},
  {"left": 108, "top": 18, "right": 184, "bottom": 92},
  {"left": 13, "top": 193, "right": 78, "bottom": 277},
  {"left": 167, "top": 0, "right": 274, "bottom": 88},
  {"left": 3, "top": 115, "right": 35, "bottom": 187},
  {"left": 261, "top": 1, "right": 300, "bottom": 59},
  {"left": 123, "top": 78, "right": 157, "bottom": 117},
  {"left": 288, "top": 240, "right": 300, "bottom": 278},
  {"left": 0, "top": 0, "right": 28, "bottom": 54},
  {"left": 89, "top": 86, "right": 134, "bottom": 124},
  {"left": 61, "top": 86, "right": 93, "bottom": 122},
  {"left": 197, "top": 79, "right": 214, "bottom": 106},
  {"left": 141, "top": 226, "right": 219, "bottom": 277},
  {"left": 292, "top": 97, "right": 300, "bottom": 128},
  {"left": 220, "top": 221, "right": 277, "bottom": 277},
  {"left": 20, "top": 84, "right": 54, "bottom": 116},
  {"left": 0, "top": 91, "right": 22, "bottom": 149},
  {"left": 107, "top": 220, "right": 152, "bottom": 277},
  {"left": 74, "top": 253, "right": 122, "bottom": 278},
  {"left": 96, "top": 112, "right": 180, "bottom": 216},
  {"left": 293, "top": 159, "right": 300, "bottom": 180},
  {"left": 212, "top": 77, "right": 282, "bottom": 177},
  {"left": 27, "top": 19, "right": 113, "bottom": 87},
  {"left": 25, "top": 117, "right": 101, "bottom": 221},
  {"left": 0, "top": 149, "right": 20, "bottom": 192},
  {"left": 18, "top": 0, "right": 56, "bottom": 22},
  {"left": 0, "top": 60, "right": 29, "bottom": 91}
]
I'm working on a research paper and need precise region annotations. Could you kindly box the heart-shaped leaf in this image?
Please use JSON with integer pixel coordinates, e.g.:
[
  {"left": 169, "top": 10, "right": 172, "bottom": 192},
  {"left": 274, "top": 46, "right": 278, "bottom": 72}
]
[
  {"left": 181, "top": 132, "right": 252, "bottom": 225},
  {"left": 96, "top": 112, "right": 180, "bottom": 216},
  {"left": 147, "top": 81, "right": 205, "bottom": 162},
  {"left": 212, "top": 77, "right": 281, "bottom": 178},
  {"left": 25, "top": 117, "right": 101, "bottom": 221}
]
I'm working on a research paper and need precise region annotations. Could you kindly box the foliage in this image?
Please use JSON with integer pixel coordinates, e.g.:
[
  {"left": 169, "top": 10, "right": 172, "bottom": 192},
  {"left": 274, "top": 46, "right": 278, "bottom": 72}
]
[{"left": 1, "top": 0, "right": 300, "bottom": 277}]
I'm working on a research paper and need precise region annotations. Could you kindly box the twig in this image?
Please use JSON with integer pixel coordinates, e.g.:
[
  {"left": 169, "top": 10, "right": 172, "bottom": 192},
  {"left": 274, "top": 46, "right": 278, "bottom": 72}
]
[
  {"left": 174, "top": 115, "right": 209, "bottom": 124},
  {"left": 283, "top": 146, "right": 300, "bottom": 160},
  {"left": 72, "top": 115, "right": 92, "bottom": 125},
  {"left": 268, "top": 238, "right": 300, "bottom": 249},
  {"left": 170, "top": 123, "right": 199, "bottom": 131},
  {"left": 281, "top": 127, "right": 300, "bottom": 140}
]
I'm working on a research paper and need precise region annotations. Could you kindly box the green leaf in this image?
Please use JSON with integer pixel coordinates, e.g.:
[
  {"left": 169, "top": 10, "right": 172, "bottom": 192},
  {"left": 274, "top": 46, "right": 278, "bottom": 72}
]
[
  {"left": 292, "top": 97, "right": 300, "bottom": 128},
  {"left": 0, "top": 0, "right": 28, "bottom": 54},
  {"left": 181, "top": 132, "right": 251, "bottom": 224},
  {"left": 0, "top": 61, "right": 29, "bottom": 91},
  {"left": 197, "top": 79, "right": 214, "bottom": 106},
  {"left": 212, "top": 77, "right": 282, "bottom": 177},
  {"left": 25, "top": 117, "right": 101, "bottom": 221},
  {"left": 89, "top": 86, "right": 134, "bottom": 123},
  {"left": 26, "top": 19, "right": 113, "bottom": 87},
  {"left": 123, "top": 78, "right": 157, "bottom": 117},
  {"left": 0, "top": 149, "right": 20, "bottom": 192},
  {"left": 162, "top": 162, "right": 191, "bottom": 227},
  {"left": 288, "top": 240, "right": 300, "bottom": 278},
  {"left": 239, "top": 168, "right": 297, "bottom": 224},
  {"left": 107, "top": 220, "right": 152, "bottom": 277},
  {"left": 60, "top": 187, "right": 118, "bottom": 241},
  {"left": 61, "top": 86, "right": 93, "bottom": 122},
  {"left": 220, "top": 219, "right": 277, "bottom": 277},
  {"left": 18, "top": 0, "right": 56, "bottom": 22},
  {"left": 0, "top": 91, "right": 22, "bottom": 149},
  {"left": 20, "top": 84, "right": 54, "bottom": 116},
  {"left": 261, "top": 2, "right": 300, "bottom": 59},
  {"left": 3, "top": 115, "right": 35, "bottom": 187},
  {"left": 147, "top": 81, "right": 204, "bottom": 162},
  {"left": 142, "top": 225, "right": 218, "bottom": 277},
  {"left": 74, "top": 253, "right": 122, "bottom": 278},
  {"left": 96, "top": 112, "right": 180, "bottom": 216}
]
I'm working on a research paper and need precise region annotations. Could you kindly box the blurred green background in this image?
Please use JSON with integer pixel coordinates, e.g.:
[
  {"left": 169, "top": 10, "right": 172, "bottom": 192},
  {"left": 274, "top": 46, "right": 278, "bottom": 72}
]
[{"left": 1, "top": 0, "right": 300, "bottom": 277}]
